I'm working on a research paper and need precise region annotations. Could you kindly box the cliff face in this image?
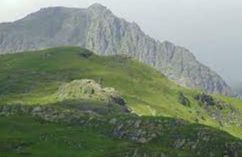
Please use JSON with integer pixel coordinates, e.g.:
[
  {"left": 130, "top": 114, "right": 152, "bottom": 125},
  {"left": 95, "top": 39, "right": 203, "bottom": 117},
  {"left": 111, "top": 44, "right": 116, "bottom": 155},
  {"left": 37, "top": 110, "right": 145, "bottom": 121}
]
[{"left": 0, "top": 3, "right": 232, "bottom": 95}]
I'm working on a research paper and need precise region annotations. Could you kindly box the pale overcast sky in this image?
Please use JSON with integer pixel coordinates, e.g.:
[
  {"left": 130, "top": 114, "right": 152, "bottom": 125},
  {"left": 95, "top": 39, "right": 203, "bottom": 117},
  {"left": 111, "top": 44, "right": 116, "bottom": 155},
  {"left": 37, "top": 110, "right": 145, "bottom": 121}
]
[{"left": 0, "top": 0, "right": 242, "bottom": 85}]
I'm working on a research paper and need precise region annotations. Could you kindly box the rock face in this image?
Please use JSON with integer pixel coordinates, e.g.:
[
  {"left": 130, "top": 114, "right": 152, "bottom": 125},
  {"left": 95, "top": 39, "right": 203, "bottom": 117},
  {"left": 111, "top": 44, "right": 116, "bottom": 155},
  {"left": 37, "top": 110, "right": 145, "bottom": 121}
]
[{"left": 0, "top": 3, "right": 232, "bottom": 95}]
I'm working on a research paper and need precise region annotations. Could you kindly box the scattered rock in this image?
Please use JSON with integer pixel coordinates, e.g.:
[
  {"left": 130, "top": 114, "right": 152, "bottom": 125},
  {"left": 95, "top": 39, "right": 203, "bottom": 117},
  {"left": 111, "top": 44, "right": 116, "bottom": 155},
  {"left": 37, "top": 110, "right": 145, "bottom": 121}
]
[
  {"left": 138, "top": 137, "right": 148, "bottom": 144},
  {"left": 134, "top": 120, "right": 142, "bottom": 128},
  {"left": 32, "top": 106, "right": 42, "bottom": 113},
  {"left": 195, "top": 93, "right": 215, "bottom": 106},
  {"left": 174, "top": 139, "right": 186, "bottom": 149},
  {"left": 178, "top": 92, "right": 190, "bottom": 106},
  {"left": 79, "top": 50, "right": 93, "bottom": 58},
  {"left": 109, "top": 118, "right": 117, "bottom": 125},
  {"left": 194, "top": 93, "right": 242, "bottom": 126}
]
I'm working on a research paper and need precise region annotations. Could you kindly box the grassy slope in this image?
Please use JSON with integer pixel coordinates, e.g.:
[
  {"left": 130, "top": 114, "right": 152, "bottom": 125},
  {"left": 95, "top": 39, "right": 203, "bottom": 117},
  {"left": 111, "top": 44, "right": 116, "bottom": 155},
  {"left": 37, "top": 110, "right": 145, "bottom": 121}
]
[
  {"left": 0, "top": 115, "right": 141, "bottom": 157},
  {"left": 0, "top": 115, "right": 240, "bottom": 157},
  {"left": 0, "top": 47, "right": 241, "bottom": 138}
]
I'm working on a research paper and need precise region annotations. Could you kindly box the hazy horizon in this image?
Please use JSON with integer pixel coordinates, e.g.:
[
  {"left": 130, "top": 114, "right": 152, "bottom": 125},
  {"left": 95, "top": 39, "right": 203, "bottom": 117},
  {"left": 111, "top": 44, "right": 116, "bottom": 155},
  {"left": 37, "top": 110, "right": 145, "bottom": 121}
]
[{"left": 1, "top": 0, "right": 241, "bottom": 86}]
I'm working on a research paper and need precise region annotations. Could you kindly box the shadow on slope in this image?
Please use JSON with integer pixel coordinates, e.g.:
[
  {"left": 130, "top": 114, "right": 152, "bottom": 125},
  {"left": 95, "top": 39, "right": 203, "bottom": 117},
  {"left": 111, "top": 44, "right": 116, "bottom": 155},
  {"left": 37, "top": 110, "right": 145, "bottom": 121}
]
[{"left": 0, "top": 111, "right": 241, "bottom": 157}]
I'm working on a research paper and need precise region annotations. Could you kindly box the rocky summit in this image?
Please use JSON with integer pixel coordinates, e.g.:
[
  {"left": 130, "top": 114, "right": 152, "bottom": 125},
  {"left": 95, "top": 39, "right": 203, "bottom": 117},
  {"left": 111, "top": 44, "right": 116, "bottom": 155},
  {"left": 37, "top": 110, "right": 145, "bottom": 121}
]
[{"left": 0, "top": 3, "right": 232, "bottom": 95}]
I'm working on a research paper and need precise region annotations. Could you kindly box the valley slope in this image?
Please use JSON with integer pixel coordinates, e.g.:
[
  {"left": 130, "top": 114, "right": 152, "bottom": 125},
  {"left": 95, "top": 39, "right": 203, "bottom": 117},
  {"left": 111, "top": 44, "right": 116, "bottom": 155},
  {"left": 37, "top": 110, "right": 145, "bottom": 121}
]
[
  {"left": 0, "top": 47, "right": 242, "bottom": 156},
  {"left": 0, "top": 47, "right": 241, "bottom": 138}
]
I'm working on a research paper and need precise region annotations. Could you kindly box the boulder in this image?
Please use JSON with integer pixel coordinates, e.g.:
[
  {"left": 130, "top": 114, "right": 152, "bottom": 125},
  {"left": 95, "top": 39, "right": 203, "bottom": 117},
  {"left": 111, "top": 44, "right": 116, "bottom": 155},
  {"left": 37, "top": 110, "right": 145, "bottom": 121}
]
[
  {"left": 195, "top": 93, "right": 215, "bottom": 106},
  {"left": 178, "top": 92, "right": 190, "bottom": 106}
]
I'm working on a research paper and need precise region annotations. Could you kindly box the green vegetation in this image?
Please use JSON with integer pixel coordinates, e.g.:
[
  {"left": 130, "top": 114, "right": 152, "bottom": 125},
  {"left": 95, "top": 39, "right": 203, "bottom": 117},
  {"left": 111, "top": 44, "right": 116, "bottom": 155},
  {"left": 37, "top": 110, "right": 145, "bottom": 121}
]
[
  {"left": 0, "top": 47, "right": 242, "bottom": 156},
  {"left": 0, "top": 114, "right": 241, "bottom": 157},
  {"left": 0, "top": 115, "right": 138, "bottom": 157}
]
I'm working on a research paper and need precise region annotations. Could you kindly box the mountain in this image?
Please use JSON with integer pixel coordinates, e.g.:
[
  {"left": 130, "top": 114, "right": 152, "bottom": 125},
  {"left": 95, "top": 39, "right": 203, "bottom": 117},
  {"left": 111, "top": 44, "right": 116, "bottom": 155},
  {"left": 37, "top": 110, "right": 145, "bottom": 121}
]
[
  {"left": 0, "top": 3, "right": 232, "bottom": 96},
  {"left": 0, "top": 47, "right": 241, "bottom": 156}
]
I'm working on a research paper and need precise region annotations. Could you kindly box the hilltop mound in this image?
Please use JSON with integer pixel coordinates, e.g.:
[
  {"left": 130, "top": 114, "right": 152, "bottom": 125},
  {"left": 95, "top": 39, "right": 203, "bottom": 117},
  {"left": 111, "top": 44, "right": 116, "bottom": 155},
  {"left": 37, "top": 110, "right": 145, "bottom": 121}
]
[{"left": 56, "top": 79, "right": 125, "bottom": 105}]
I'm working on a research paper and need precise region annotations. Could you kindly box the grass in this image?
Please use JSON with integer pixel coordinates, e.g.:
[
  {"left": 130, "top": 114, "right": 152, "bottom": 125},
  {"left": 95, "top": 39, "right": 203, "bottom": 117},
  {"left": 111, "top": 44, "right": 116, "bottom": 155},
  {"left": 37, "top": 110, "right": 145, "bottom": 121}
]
[
  {"left": 0, "top": 115, "right": 133, "bottom": 157},
  {"left": 0, "top": 114, "right": 241, "bottom": 157},
  {"left": 0, "top": 47, "right": 241, "bottom": 139}
]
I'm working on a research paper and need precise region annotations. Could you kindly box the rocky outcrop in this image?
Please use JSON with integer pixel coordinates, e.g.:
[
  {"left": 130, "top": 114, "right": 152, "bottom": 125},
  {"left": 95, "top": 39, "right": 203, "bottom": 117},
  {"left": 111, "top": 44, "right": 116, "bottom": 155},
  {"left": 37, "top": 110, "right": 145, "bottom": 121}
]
[
  {"left": 56, "top": 79, "right": 126, "bottom": 106},
  {"left": 0, "top": 80, "right": 129, "bottom": 116},
  {"left": 178, "top": 92, "right": 190, "bottom": 106},
  {"left": 109, "top": 118, "right": 242, "bottom": 156},
  {"left": 0, "top": 104, "right": 242, "bottom": 157},
  {"left": 54, "top": 79, "right": 129, "bottom": 114},
  {"left": 0, "top": 3, "right": 232, "bottom": 95},
  {"left": 195, "top": 93, "right": 242, "bottom": 126},
  {"left": 195, "top": 93, "right": 216, "bottom": 106}
]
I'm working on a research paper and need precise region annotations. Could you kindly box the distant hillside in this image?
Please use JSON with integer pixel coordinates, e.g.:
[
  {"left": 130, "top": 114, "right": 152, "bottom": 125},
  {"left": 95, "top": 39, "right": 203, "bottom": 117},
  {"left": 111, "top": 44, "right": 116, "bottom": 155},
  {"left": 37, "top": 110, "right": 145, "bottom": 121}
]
[{"left": 0, "top": 3, "right": 232, "bottom": 96}]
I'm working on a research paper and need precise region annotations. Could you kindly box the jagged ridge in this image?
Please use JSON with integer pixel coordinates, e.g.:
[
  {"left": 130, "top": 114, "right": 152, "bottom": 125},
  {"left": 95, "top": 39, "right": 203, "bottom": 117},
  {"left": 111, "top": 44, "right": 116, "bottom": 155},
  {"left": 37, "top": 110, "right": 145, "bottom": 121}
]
[{"left": 0, "top": 3, "right": 232, "bottom": 95}]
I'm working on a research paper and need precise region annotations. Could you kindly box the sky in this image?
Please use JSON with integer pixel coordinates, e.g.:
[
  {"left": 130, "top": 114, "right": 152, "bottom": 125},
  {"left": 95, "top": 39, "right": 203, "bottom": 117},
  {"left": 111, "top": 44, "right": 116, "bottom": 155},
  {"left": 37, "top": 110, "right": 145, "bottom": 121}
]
[{"left": 0, "top": 0, "right": 241, "bottom": 85}]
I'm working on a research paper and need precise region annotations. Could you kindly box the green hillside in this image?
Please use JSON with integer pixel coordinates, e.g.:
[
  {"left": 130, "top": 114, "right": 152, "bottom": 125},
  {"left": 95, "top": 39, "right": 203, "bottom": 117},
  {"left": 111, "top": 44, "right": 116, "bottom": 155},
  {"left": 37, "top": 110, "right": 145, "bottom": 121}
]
[
  {"left": 1, "top": 114, "right": 242, "bottom": 157},
  {"left": 0, "top": 47, "right": 242, "bottom": 156}
]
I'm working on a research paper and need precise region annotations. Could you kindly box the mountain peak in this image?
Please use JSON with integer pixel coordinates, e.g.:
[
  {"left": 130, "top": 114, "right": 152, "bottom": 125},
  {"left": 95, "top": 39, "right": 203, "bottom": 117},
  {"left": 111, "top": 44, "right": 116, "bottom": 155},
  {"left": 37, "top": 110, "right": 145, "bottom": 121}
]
[
  {"left": 0, "top": 4, "right": 233, "bottom": 96},
  {"left": 88, "top": 3, "right": 107, "bottom": 10}
]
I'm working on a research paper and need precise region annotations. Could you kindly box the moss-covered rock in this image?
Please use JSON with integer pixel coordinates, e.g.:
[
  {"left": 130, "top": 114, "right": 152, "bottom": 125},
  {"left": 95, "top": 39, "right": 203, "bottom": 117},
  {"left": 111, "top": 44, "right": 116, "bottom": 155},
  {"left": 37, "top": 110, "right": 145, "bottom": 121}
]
[
  {"left": 55, "top": 79, "right": 126, "bottom": 106},
  {"left": 195, "top": 93, "right": 215, "bottom": 106},
  {"left": 178, "top": 92, "right": 190, "bottom": 106}
]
